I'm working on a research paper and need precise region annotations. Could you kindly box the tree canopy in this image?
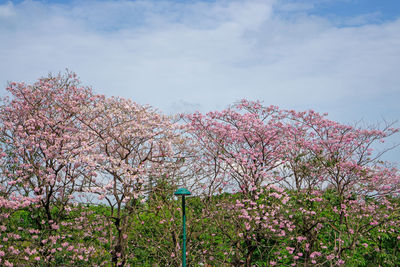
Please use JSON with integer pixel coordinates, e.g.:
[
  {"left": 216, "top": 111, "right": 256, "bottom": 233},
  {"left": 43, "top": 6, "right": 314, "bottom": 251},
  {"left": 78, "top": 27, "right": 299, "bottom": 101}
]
[{"left": 0, "top": 72, "right": 399, "bottom": 266}]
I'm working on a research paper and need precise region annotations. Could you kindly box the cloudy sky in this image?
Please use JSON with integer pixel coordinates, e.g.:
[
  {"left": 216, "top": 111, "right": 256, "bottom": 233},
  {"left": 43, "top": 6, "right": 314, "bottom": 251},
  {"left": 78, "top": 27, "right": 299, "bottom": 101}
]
[{"left": 0, "top": 0, "right": 399, "bottom": 159}]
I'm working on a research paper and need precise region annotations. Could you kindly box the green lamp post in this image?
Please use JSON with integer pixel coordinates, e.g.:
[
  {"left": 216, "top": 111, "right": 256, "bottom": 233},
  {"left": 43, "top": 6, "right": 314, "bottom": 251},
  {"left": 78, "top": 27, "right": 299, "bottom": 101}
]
[{"left": 174, "top": 188, "right": 191, "bottom": 267}]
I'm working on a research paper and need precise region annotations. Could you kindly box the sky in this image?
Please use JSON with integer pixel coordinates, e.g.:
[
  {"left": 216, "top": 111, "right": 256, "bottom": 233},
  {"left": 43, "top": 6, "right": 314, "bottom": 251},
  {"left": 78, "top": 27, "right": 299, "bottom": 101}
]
[{"left": 0, "top": 0, "right": 399, "bottom": 160}]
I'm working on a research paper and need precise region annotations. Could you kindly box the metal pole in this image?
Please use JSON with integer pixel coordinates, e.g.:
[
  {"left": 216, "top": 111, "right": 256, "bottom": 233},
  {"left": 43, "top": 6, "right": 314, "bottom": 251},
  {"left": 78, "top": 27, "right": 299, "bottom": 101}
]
[
  {"left": 174, "top": 188, "right": 191, "bottom": 267},
  {"left": 182, "top": 195, "right": 187, "bottom": 267}
]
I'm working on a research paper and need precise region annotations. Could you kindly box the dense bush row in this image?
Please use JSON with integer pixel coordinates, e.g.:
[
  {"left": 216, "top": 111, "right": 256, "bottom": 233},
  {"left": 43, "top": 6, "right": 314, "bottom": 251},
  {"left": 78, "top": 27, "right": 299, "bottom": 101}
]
[
  {"left": 2, "top": 189, "right": 400, "bottom": 266},
  {"left": 0, "top": 72, "right": 399, "bottom": 266}
]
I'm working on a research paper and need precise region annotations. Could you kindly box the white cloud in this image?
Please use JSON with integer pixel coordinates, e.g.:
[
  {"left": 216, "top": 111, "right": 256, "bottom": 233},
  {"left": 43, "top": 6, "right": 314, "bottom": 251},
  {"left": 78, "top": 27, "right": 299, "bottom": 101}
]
[
  {"left": 0, "top": 0, "right": 399, "bottom": 127},
  {"left": 0, "top": 2, "right": 15, "bottom": 18}
]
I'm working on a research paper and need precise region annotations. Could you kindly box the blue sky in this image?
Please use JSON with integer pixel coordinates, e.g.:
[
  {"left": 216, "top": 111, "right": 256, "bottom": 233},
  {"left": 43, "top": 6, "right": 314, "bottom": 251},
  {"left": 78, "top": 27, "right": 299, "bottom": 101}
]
[
  {"left": 278, "top": 0, "right": 400, "bottom": 22},
  {"left": 0, "top": 0, "right": 399, "bottom": 160}
]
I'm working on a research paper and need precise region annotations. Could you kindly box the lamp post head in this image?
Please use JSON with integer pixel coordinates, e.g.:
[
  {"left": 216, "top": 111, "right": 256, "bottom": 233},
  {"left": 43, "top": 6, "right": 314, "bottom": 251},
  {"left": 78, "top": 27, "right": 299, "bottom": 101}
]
[{"left": 174, "top": 188, "right": 191, "bottom": 196}]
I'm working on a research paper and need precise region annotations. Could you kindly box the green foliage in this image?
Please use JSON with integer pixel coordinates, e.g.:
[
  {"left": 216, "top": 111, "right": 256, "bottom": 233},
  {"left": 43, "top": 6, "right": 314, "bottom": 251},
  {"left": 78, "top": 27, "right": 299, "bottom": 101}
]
[{"left": 1, "top": 189, "right": 400, "bottom": 266}]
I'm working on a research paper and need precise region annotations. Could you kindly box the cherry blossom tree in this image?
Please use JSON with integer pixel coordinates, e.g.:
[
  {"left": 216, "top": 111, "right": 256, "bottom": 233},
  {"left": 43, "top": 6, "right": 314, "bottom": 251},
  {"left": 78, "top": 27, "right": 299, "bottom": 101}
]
[
  {"left": 0, "top": 71, "right": 97, "bottom": 223},
  {"left": 279, "top": 108, "right": 400, "bottom": 265},
  {"left": 80, "top": 96, "right": 184, "bottom": 265},
  {"left": 1, "top": 70, "right": 399, "bottom": 267},
  {"left": 0, "top": 72, "right": 102, "bottom": 264},
  {"left": 185, "top": 99, "right": 400, "bottom": 266},
  {"left": 185, "top": 100, "right": 288, "bottom": 196}
]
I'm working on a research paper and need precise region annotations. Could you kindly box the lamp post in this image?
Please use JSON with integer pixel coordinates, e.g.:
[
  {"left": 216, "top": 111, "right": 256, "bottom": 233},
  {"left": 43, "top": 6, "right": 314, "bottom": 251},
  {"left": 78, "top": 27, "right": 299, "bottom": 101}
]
[{"left": 174, "top": 188, "right": 191, "bottom": 267}]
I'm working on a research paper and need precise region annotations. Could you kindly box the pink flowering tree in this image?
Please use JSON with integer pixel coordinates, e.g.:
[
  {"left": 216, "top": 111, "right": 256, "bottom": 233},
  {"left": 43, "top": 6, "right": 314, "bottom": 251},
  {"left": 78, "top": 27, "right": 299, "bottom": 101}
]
[
  {"left": 0, "top": 72, "right": 104, "bottom": 264},
  {"left": 184, "top": 100, "right": 294, "bottom": 265},
  {"left": 80, "top": 96, "right": 185, "bottom": 265},
  {"left": 185, "top": 100, "right": 400, "bottom": 266},
  {"left": 1, "top": 70, "right": 399, "bottom": 267},
  {"left": 185, "top": 100, "right": 288, "bottom": 195},
  {"left": 0, "top": 71, "right": 98, "bottom": 220},
  {"left": 279, "top": 109, "right": 400, "bottom": 265}
]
